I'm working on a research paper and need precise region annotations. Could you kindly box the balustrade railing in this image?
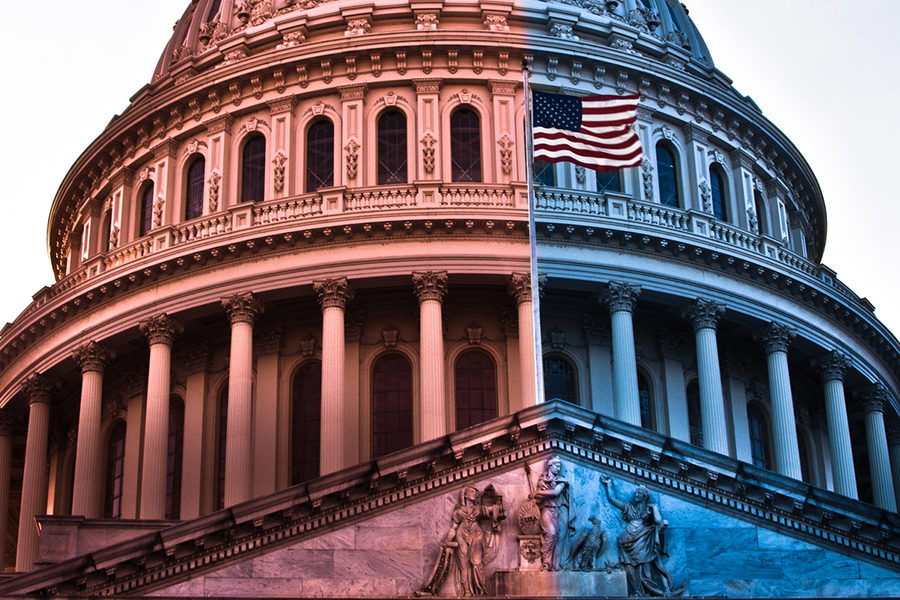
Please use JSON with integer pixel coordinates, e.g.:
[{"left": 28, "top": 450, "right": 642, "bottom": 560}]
[
  {"left": 254, "top": 196, "right": 322, "bottom": 224},
  {"left": 535, "top": 190, "right": 605, "bottom": 215},
  {"left": 104, "top": 239, "right": 153, "bottom": 270},
  {"left": 174, "top": 215, "right": 232, "bottom": 245},
  {"left": 345, "top": 187, "right": 416, "bottom": 211},
  {"left": 442, "top": 186, "right": 515, "bottom": 207},
  {"left": 627, "top": 201, "right": 690, "bottom": 231},
  {"left": 710, "top": 221, "right": 761, "bottom": 253}
]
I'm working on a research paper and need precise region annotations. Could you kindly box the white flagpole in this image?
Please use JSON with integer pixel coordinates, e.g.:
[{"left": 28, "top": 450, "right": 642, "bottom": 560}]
[{"left": 522, "top": 60, "right": 545, "bottom": 405}]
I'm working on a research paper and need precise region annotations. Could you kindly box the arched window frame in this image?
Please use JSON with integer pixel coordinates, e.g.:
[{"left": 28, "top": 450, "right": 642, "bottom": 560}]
[
  {"left": 445, "top": 340, "right": 508, "bottom": 429},
  {"left": 183, "top": 153, "right": 207, "bottom": 222},
  {"left": 685, "top": 379, "right": 703, "bottom": 447},
  {"left": 304, "top": 118, "right": 336, "bottom": 193},
  {"left": 375, "top": 109, "right": 410, "bottom": 186},
  {"left": 359, "top": 342, "right": 420, "bottom": 461},
  {"left": 636, "top": 364, "right": 662, "bottom": 433},
  {"left": 447, "top": 106, "right": 483, "bottom": 183},
  {"left": 371, "top": 352, "right": 415, "bottom": 458},
  {"left": 99, "top": 206, "right": 113, "bottom": 254},
  {"left": 542, "top": 352, "right": 580, "bottom": 406},
  {"left": 452, "top": 348, "right": 497, "bottom": 430},
  {"left": 137, "top": 181, "right": 155, "bottom": 238},
  {"left": 166, "top": 395, "right": 186, "bottom": 520},
  {"left": 290, "top": 359, "right": 323, "bottom": 485},
  {"left": 299, "top": 107, "right": 343, "bottom": 192},
  {"left": 215, "top": 380, "right": 228, "bottom": 511},
  {"left": 753, "top": 188, "right": 769, "bottom": 236},
  {"left": 654, "top": 140, "right": 682, "bottom": 208},
  {"left": 239, "top": 132, "right": 267, "bottom": 204},
  {"left": 104, "top": 420, "right": 128, "bottom": 519},
  {"left": 747, "top": 400, "right": 774, "bottom": 471},
  {"left": 709, "top": 164, "right": 729, "bottom": 222}
]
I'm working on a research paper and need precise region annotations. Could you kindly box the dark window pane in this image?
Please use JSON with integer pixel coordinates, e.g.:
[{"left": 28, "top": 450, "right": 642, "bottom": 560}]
[
  {"left": 139, "top": 184, "right": 154, "bottom": 237},
  {"left": 105, "top": 422, "right": 127, "bottom": 518},
  {"left": 377, "top": 112, "right": 408, "bottom": 185},
  {"left": 206, "top": 0, "right": 221, "bottom": 21},
  {"left": 798, "top": 429, "right": 811, "bottom": 483},
  {"left": 241, "top": 135, "right": 266, "bottom": 203},
  {"left": 450, "top": 109, "right": 481, "bottom": 182},
  {"left": 596, "top": 170, "right": 620, "bottom": 193},
  {"left": 186, "top": 156, "right": 205, "bottom": 220},
  {"left": 534, "top": 160, "right": 555, "bottom": 187},
  {"left": 292, "top": 361, "right": 322, "bottom": 485},
  {"left": 306, "top": 121, "right": 335, "bottom": 192},
  {"left": 748, "top": 403, "right": 772, "bottom": 470},
  {"left": 543, "top": 356, "right": 577, "bottom": 405},
  {"left": 217, "top": 384, "right": 228, "bottom": 510},
  {"left": 638, "top": 372, "right": 652, "bottom": 430},
  {"left": 656, "top": 143, "right": 680, "bottom": 207},
  {"left": 754, "top": 191, "right": 767, "bottom": 235},
  {"left": 372, "top": 354, "right": 413, "bottom": 457},
  {"left": 455, "top": 351, "right": 495, "bottom": 429},
  {"left": 710, "top": 167, "right": 727, "bottom": 221},
  {"left": 686, "top": 380, "right": 703, "bottom": 447},
  {"left": 166, "top": 397, "right": 185, "bottom": 519}
]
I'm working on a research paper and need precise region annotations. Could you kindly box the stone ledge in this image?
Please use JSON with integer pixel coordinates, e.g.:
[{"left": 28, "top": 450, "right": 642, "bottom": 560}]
[{"left": 493, "top": 569, "right": 628, "bottom": 597}]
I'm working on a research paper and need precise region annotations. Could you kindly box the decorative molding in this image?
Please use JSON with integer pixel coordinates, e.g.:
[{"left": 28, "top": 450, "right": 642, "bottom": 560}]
[
  {"left": 464, "top": 323, "right": 484, "bottom": 345},
  {"left": 345, "top": 311, "right": 365, "bottom": 342},
  {"left": 413, "top": 78, "right": 442, "bottom": 95},
  {"left": 272, "top": 150, "right": 288, "bottom": 192},
  {"left": 484, "top": 15, "right": 509, "bottom": 32},
  {"left": 421, "top": 133, "right": 437, "bottom": 173},
  {"left": 299, "top": 333, "right": 318, "bottom": 357},
  {"left": 254, "top": 323, "right": 284, "bottom": 355},
  {"left": 381, "top": 326, "right": 400, "bottom": 349},
  {"left": 345, "top": 17, "right": 371, "bottom": 36},
  {"left": 497, "top": 134, "right": 514, "bottom": 174},
  {"left": 344, "top": 139, "right": 360, "bottom": 180},
  {"left": 207, "top": 171, "right": 221, "bottom": 213},
  {"left": 582, "top": 314, "right": 611, "bottom": 345},
  {"left": 857, "top": 383, "right": 889, "bottom": 415},
  {"left": 177, "top": 341, "right": 211, "bottom": 374},
  {"left": 415, "top": 13, "right": 439, "bottom": 30},
  {"left": 500, "top": 306, "right": 518, "bottom": 337},
  {"left": 656, "top": 328, "right": 686, "bottom": 360}
]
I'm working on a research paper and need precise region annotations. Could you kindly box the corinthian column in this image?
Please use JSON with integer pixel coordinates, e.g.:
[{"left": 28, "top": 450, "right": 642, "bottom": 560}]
[
  {"left": 509, "top": 273, "right": 539, "bottom": 410},
  {"left": 221, "top": 292, "right": 264, "bottom": 507},
  {"left": 753, "top": 322, "right": 801, "bottom": 480},
  {"left": 17, "top": 374, "right": 56, "bottom": 572},
  {"left": 857, "top": 384, "right": 897, "bottom": 511},
  {"left": 314, "top": 278, "right": 354, "bottom": 474},
  {"left": 601, "top": 282, "right": 642, "bottom": 426},
  {"left": 888, "top": 423, "right": 900, "bottom": 510},
  {"left": 682, "top": 299, "right": 729, "bottom": 456},
  {"left": 139, "top": 314, "right": 183, "bottom": 519},
  {"left": 413, "top": 271, "right": 448, "bottom": 441},
  {"left": 810, "top": 351, "right": 857, "bottom": 499},
  {"left": 0, "top": 409, "right": 18, "bottom": 571},
  {"left": 71, "top": 341, "right": 115, "bottom": 518}
]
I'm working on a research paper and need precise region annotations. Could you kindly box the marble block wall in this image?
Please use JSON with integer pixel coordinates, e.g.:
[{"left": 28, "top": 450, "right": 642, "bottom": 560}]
[{"left": 148, "top": 458, "right": 900, "bottom": 598}]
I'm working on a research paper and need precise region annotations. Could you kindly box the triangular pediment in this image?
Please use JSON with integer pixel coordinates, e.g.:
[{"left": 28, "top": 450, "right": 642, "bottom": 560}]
[{"left": 2, "top": 401, "right": 900, "bottom": 598}]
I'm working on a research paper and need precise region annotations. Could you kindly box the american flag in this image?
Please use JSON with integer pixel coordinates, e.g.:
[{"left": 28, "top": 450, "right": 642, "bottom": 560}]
[{"left": 532, "top": 91, "right": 643, "bottom": 171}]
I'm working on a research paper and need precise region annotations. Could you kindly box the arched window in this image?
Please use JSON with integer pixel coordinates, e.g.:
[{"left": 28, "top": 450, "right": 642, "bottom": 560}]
[
  {"left": 166, "top": 396, "right": 185, "bottom": 520},
  {"left": 100, "top": 209, "right": 112, "bottom": 253},
  {"left": 638, "top": 371, "right": 653, "bottom": 430},
  {"left": 216, "top": 383, "right": 228, "bottom": 510},
  {"left": 686, "top": 380, "right": 703, "bottom": 446},
  {"left": 306, "top": 120, "right": 334, "bottom": 192},
  {"left": 139, "top": 183, "right": 154, "bottom": 237},
  {"left": 797, "top": 428, "right": 811, "bottom": 483},
  {"left": 656, "top": 143, "right": 680, "bottom": 207},
  {"left": 104, "top": 421, "right": 127, "bottom": 518},
  {"left": 450, "top": 109, "right": 481, "bottom": 182},
  {"left": 534, "top": 161, "right": 555, "bottom": 187},
  {"left": 185, "top": 156, "right": 206, "bottom": 221},
  {"left": 377, "top": 111, "right": 407, "bottom": 185},
  {"left": 544, "top": 355, "right": 578, "bottom": 405},
  {"left": 292, "top": 361, "right": 322, "bottom": 485},
  {"left": 372, "top": 354, "right": 413, "bottom": 457},
  {"left": 748, "top": 403, "right": 772, "bottom": 470},
  {"left": 241, "top": 135, "right": 266, "bottom": 203},
  {"left": 710, "top": 166, "right": 727, "bottom": 221},
  {"left": 455, "top": 350, "right": 496, "bottom": 429},
  {"left": 596, "top": 170, "right": 620, "bottom": 194},
  {"left": 754, "top": 190, "right": 767, "bottom": 235}
]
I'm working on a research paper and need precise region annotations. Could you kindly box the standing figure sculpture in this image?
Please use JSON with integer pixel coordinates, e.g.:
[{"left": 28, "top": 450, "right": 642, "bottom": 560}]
[
  {"left": 419, "top": 485, "right": 504, "bottom": 597},
  {"left": 528, "top": 457, "right": 577, "bottom": 570},
  {"left": 600, "top": 475, "right": 679, "bottom": 596}
]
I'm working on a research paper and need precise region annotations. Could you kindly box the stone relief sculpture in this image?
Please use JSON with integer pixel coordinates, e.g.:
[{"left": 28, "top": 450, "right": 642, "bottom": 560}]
[
  {"left": 570, "top": 516, "right": 606, "bottom": 571},
  {"left": 418, "top": 485, "right": 505, "bottom": 597},
  {"left": 527, "top": 457, "right": 577, "bottom": 571},
  {"left": 600, "top": 475, "right": 684, "bottom": 596}
]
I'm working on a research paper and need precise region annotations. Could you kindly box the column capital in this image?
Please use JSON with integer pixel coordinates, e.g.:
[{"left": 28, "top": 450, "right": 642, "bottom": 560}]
[
  {"left": 22, "top": 373, "right": 57, "bottom": 406},
  {"left": 508, "top": 273, "right": 532, "bottom": 305},
  {"left": 600, "top": 282, "right": 641, "bottom": 314},
  {"left": 810, "top": 350, "right": 850, "bottom": 383},
  {"left": 0, "top": 408, "right": 19, "bottom": 438},
  {"left": 413, "top": 271, "right": 448, "bottom": 304},
  {"left": 682, "top": 298, "right": 725, "bottom": 331},
  {"left": 222, "top": 292, "right": 265, "bottom": 326},
  {"left": 139, "top": 313, "right": 183, "bottom": 347},
  {"left": 857, "top": 383, "right": 890, "bottom": 414},
  {"left": 72, "top": 341, "right": 115, "bottom": 374},
  {"left": 753, "top": 321, "right": 796, "bottom": 354},
  {"left": 314, "top": 277, "right": 355, "bottom": 310}
]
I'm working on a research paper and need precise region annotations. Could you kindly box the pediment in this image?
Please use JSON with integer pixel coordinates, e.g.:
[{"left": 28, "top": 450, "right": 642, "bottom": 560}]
[{"left": 3, "top": 401, "right": 900, "bottom": 598}]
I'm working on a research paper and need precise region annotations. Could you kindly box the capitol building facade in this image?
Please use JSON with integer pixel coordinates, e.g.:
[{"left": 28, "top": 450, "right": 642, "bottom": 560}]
[{"left": 0, "top": 0, "right": 898, "bottom": 596}]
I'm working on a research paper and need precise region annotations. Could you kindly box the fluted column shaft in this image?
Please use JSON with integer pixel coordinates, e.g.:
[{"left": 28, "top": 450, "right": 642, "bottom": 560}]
[
  {"left": 811, "top": 351, "right": 857, "bottom": 499},
  {"left": 755, "top": 322, "right": 802, "bottom": 480},
  {"left": 859, "top": 385, "right": 897, "bottom": 511},
  {"left": 222, "top": 293, "right": 264, "bottom": 507},
  {"left": 139, "top": 314, "right": 182, "bottom": 519},
  {"left": 602, "top": 283, "right": 641, "bottom": 426},
  {"left": 683, "top": 299, "right": 729, "bottom": 455},
  {"left": 315, "top": 279, "right": 353, "bottom": 475},
  {"left": 414, "top": 272, "right": 448, "bottom": 441},
  {"left": 71, "top": 342, "right": 114, "bottom": 518},
  {"left": 887, "top": 425, "right": 900, "bottom": 511},
  {"left": 0, "top": 410, "right": 17, "bottom": 571},
  {"left": 510, "top": 274, "right": 536, "bottom": 408},
  {"left": 17, "top": 374, "right": 55, "bottom": 572}
]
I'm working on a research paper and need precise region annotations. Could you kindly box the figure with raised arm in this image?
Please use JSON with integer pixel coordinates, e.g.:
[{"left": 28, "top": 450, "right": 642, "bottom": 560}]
[{"left": 600, "top": 474, "right": 677, "bottom": 596}]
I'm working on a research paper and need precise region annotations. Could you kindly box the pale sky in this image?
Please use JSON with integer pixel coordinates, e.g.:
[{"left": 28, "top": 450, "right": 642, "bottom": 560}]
[{"left": 0, "top": 1, "right": 898, "bottom": 339}]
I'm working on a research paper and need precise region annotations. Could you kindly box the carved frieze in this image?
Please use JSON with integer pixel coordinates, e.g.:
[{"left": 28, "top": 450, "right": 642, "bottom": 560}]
[
  {"left": 497, "top": 134, "right": 514, "bottom": 174},
  {"left": 421, "top": 133, "right": 437, "bottom": 173},
  {"left": 344, "top": 139, "right": 360, "bottom": 180},
  {"left": 416, "top": 13, "right": 439, "bottom": 30}
]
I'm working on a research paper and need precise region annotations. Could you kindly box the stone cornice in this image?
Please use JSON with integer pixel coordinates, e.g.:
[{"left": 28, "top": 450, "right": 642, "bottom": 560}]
[{"left": 7, "top": 400, "right": 900, "bottom": 597}]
